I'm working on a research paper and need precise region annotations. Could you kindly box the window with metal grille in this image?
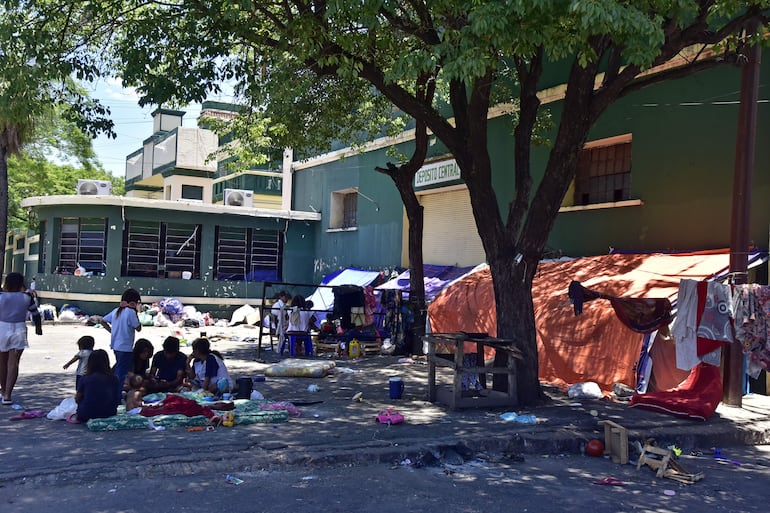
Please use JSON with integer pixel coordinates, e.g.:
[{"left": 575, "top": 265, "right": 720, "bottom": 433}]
[
  {"left": 56, "top": 217, "right": 107, "bottom": 275},
  {"left": 214, "top": 226, "right": 282, "bottom": 282},
  {"left": 574, "top": 135, "right": 632, "bottom": 206},
  {"left": 330, "top": 189, "right": 357, "bottom": 229},
  {"left": 122, "top": 220, "right": 201, "bottom": 278}
]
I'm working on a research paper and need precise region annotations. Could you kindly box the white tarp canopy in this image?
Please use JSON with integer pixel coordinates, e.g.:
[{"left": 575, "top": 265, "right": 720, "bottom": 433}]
[{"left": 305, "top": 268, "right": 381, "bottom": 312}]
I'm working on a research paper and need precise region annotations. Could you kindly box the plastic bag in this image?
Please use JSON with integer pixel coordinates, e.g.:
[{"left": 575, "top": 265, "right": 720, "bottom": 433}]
[
  {"left": 567, "top": 381, "right": 604, "bottom": 399},
  {"left": 47, "top": 397, "right": 77, "bottom": 420}
]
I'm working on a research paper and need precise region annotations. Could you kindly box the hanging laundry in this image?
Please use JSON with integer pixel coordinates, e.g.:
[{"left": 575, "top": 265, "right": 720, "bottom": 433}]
[
  {"left": 671, "top": 279, "right": 729, "bottom": 371},
  {"left": 732, "top": 283, "right": 770, "bottom": 378},
  {"left": 568, "top": 281, "right": 673, "bottom": 334}
]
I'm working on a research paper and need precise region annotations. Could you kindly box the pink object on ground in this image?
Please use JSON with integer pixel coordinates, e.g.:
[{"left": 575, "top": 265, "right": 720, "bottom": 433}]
[{"left": 376, "top": 409, "right": 405, "bottom": 425}]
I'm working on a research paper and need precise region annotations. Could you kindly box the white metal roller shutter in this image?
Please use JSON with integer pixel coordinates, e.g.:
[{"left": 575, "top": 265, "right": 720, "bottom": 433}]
[{"left": 420, "top": 188, "right": 486, "bottom": 266}]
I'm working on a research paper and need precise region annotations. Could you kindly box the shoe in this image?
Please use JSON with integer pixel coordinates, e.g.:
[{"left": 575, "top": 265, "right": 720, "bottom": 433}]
[
  {"left": 1, "top": 398, "right": 12, "bottom": 406},
  {"left": 66, "top": 413, "right": 83, "bottom": 424}
]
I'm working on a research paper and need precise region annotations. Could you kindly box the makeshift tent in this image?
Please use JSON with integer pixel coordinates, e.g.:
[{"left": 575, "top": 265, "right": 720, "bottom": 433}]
[
  {"left": 305, "top": 268, "right": 381, "bottom": 313},
  {"left": 428, "top": 250, "right": 750, "bottom": 394},
  {"left": 377, "top": 264, "right": 476, "bottom": 302}
]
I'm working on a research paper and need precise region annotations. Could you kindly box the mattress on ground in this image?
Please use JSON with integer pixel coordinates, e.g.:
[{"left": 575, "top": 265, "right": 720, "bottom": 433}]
[
  {"left": 86, "top": 397, "right": 291, "bottom": 431},
  {"left": 265, "top": 359, "right": 336, "bottom": 378}
]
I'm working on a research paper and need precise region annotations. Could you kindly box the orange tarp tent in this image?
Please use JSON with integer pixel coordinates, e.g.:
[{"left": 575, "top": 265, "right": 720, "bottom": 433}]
[{"left": 428, "top": 251, "right": 733, "bottom": 393}]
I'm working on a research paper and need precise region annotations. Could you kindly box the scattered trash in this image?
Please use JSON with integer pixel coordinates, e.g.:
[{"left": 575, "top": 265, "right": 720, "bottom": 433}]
[
  {"left": 301, "top": 475, "right": 317, "bottom": 481},
  {"left": 397, "top": 357, "right": 414, "bottom": 364},
  {"left": 567, "top": 381, "right": 603, "bottom": 399},
  {"left": 176, "top": 489, "right": 184, "bottom": 493},
  {"left": 108, "top": 488, "right": 117, "bottom": 493},
  {"left": 9, "top": 409, "right": 45, "bottom": 421},
  {"left": 568, "top": 402, "right": 583, "bottom": 407},
  {"left": 225, "top": 475, "right": 244, "bottom": 485},
  {"left": 593, "top": 476, "right": 627, "bottom": 486},
  {"left": 499, "top": 412, "right": 537, "bottom": 424},
  {"left": 250, "top": 390, "right": 264, "bottom": 401},
  {"left": 352, "top": 392, "right": 363, "bottom": 402},
  {"left": 663, "top": 489, "right": 676, "bottom": 496},
  {"left": 399, "top": 458, "right": 412, "bottom": 466},
  {"left": 589, "top": 409, "right": 599, "bottom": 417},
  {"left": 11, "top": 404, "right": 23, "bottom": 411},
  {"left": 307, "top": 384, "right": 319, "bottom": 392},
  {"left": 667, "top": 445, "right": 682, "bottom": 457},
  {"left": 147, "top": 418, "right": 165, "bottom": 431}
]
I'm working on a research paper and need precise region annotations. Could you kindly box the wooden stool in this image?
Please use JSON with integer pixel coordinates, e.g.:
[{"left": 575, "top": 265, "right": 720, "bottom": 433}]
[{"left": 599, "top": 420, "right": 629, "bottom": 464}]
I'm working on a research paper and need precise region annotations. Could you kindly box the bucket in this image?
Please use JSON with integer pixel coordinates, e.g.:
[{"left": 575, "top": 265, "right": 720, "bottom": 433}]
[
  {"left": 236, "top": 377, "right": 253, "bottom": 399},
  {"left": 389, "top": 376, "right": 404, "bottom": 400}
]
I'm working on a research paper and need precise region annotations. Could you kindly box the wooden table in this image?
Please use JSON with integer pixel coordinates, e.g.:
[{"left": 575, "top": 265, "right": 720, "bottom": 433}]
[{"left": 424, "top": 333, "right": 523, "bottom": 410}]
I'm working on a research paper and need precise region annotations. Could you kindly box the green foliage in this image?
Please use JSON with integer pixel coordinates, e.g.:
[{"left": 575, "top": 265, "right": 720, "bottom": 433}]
[{"left": 7, "top": 154, "right": 121, "bottom": 231}]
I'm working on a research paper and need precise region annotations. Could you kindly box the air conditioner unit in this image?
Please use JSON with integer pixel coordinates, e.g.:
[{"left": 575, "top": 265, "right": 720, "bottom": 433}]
[
  {"left": 224, "top": 189, "right": 254, "bottom": 207},
  {"left": 77, "top": 179, "right": 112, "bottom": 196}
]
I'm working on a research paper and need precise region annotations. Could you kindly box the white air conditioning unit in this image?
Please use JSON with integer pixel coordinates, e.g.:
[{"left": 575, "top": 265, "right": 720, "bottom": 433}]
[
  {"left": 224, "top": 189, "right": 254, "bottom": 207},
  {"left": 77, "top": 179, "right": 112, "bottom": 196}
]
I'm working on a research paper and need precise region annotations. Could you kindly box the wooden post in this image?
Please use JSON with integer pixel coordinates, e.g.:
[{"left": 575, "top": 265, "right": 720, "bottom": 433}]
[{"left": 726, "top": 27, "right": 761, "bottom": 406}]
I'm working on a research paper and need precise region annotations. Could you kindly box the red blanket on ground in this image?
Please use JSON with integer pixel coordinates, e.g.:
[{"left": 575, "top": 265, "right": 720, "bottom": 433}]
[
  {"left": 629, "top": 363, "right": 722, "bottom": 421},
  {"left": 140, "top": 394, "right": 217, "bottom": 419}
]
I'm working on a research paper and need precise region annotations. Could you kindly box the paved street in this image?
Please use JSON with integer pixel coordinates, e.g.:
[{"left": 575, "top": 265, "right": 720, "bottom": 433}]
[
  {"left": 1, "top": 445, "right": 769, "bottom": 512},
  {"left": 2, "top": 322, "right": 770, "bottom": 512}
]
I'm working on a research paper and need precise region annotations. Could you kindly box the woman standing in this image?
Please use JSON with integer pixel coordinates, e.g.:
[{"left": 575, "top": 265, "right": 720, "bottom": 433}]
[{"left": 0, "top": 272, "right": 42, "bottom": 405}]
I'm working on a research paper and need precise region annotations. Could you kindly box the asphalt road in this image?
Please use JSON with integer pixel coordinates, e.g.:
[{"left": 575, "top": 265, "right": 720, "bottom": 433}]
[{"left": 1, "top": 445, "right": 768, "bottom": 513}]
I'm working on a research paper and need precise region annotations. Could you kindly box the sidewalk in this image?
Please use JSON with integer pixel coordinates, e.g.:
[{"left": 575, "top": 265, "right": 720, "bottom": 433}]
[{"left": 1, "top": 323, "right": 769, "bottom": 485}]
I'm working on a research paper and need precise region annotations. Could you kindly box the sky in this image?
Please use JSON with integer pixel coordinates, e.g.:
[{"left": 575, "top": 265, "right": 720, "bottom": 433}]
[{"left": 89, "top": 78, "right": 204, "bottom": 177}]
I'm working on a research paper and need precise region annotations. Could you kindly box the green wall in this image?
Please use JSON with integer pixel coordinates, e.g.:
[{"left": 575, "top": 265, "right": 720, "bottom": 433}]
[
  {"left": 31, "top": 203, "right": 316, "bottom": 315},
  {"left": 548, "top": 60, "right": 770, "bottom": 256}
]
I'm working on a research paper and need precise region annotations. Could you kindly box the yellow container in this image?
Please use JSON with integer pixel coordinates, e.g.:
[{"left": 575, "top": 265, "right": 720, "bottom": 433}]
[{"left": 349, "top": 339, "right": 362, "bottom": 358}]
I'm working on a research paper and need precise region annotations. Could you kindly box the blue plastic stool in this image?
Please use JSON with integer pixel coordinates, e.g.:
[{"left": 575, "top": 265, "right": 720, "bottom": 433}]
[{"left": 281, "top": 334, "right": 313, "bottom": 357}]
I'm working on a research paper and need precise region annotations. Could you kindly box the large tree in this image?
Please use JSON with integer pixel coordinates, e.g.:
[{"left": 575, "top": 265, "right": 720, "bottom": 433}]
[
  {"left": 0, "top": 2, "right": 115, "bottom": 275},
  {"left": 48, "top": 1, "right": 770, "bottom": 404}
]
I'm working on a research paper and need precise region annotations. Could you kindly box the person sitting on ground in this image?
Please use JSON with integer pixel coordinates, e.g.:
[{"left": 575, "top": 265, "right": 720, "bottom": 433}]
[
  {"left": 72, "top": 349, "right": 120, "bottom": 423},
  {"left": 125, "top": 374, "right": 147, "bottom": 411},
  {"left": 126, "top": 338, "right": 154, "bottom": 390},
  {"left": 187, "top": 338, "right": 233, "bottom": 395},
  {"left": 147, "top": 336, "right": 187, "bottom": 393}
]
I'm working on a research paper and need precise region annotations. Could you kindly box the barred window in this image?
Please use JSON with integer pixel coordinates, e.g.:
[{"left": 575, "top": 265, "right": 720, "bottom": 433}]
[
  {"left": 330, "top": 189, "right": 357, "bottom": 229},
  {"left": 56, "top": 217, "right": 107, "bottom": 275},
  {"left": 574, "top": 135, "right": 632, "bottom": 206},
  {"left": 214, "top": 226, "right": 282, "bottom": 282},
  {"left": 122, "top": 220, "right": 201, "bottom": 278}
]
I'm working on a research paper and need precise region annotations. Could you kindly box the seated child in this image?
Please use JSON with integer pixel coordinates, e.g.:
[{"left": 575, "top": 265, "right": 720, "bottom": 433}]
[
  {"left": 72, "top": 349, "right": 120, "bottom": 423},
  {"left": 125, "top": 374, "right": 147, "bottom": 411},
  {"left": 187, "top": 338, "right": 234, "bottom": 396}
]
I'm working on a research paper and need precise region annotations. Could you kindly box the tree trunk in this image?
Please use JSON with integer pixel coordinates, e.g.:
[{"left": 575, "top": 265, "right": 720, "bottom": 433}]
[{"left": 0, "top": 146, "right": 8, "bottom": 278}]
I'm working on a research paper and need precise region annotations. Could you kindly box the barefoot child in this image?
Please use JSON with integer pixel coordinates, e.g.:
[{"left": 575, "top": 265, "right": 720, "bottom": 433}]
[{"left": 125, "top": 374, "right": 146, "bottom": 411}]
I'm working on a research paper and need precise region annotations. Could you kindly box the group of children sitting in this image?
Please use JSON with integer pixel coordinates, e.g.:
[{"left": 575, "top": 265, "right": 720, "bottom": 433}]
[{"left": 63, "top": 334, "right": 234, "bottom": 423}]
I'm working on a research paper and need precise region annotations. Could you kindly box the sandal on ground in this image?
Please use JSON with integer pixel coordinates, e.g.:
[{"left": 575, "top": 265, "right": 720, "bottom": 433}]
[
  {"left": 1, "top": 398, "right": 13, "bottom": 406},
  {"left": 66, "top": 413, "right": 83, "bottom": 424},
  {"left": 9, "top": 409, "right": 45, "bottom": 421}
]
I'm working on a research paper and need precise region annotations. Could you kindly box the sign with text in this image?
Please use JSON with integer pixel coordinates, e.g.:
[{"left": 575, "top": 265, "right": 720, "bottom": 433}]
[{"left": 414, "top": 159, "right": 461, "bottom": 188}]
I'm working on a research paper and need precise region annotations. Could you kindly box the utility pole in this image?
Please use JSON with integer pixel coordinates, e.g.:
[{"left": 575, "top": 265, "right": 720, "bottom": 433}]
[{"left": 725, "top": 25, "right": 761, "bottom": 407}]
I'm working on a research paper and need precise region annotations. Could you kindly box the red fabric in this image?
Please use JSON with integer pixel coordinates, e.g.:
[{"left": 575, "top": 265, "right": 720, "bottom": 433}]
[
  {"left": 140, "top": 394, "right": 217, "bottom": 419},
  {"left": 628, "top": 363, "right": 722, "bottom": 421}
]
